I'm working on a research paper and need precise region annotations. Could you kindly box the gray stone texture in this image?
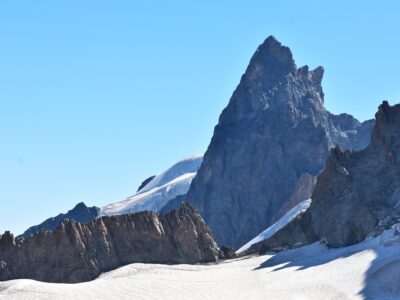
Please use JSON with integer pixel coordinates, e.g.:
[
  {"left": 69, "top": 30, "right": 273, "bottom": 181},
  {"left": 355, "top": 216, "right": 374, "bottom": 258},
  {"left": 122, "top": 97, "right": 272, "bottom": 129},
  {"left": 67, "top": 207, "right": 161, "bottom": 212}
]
[{"left": 163, "top": 36, "right": 373, "bottom": 249}]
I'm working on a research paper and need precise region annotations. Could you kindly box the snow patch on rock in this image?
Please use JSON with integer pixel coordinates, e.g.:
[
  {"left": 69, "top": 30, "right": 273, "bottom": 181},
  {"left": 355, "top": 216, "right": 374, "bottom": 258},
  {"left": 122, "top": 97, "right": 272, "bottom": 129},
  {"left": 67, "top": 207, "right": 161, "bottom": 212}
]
[{"left": 236, "top": 199, "right": 311, "bottom": 253}]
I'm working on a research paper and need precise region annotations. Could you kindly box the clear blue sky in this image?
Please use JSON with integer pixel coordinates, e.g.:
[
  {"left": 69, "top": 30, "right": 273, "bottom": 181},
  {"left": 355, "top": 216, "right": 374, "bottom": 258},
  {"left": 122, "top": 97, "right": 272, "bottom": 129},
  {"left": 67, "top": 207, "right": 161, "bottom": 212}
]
[{"left": 1, "top": 1, "right": 399, "bottom": 234}]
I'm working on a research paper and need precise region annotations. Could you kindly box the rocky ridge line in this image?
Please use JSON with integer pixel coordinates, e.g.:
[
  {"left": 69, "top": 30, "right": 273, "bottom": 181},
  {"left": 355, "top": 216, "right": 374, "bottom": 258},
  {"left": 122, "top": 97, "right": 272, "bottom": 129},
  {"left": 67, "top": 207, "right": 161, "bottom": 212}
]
[
  {"left": 249, "top": 101, "right": 400, "bottom": 253},
  {"left": 0, "top": 203, "right": 218, "bottom": 283}
]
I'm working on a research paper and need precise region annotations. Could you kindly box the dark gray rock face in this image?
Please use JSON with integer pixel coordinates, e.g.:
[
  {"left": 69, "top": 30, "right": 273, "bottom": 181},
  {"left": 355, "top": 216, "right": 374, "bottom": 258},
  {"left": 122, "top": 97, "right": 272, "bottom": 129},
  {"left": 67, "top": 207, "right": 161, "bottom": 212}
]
[
  {"left": 163, "top": 36, "right": 373, "bottom": 249},
  {"left": 253, "top": 101, "right": 400, "bottom": 251},
  {"left": 218, "top": 245, "right": 237, "bottom": 260},
  {"left": 310, "top": 101, "right": 400, "bottom": 247},
  {"left": 0, "top": 203, "right": 218, "bottom": 283},
  {"left": 20, "top": 202, "right": 100, "bottom": 238}
]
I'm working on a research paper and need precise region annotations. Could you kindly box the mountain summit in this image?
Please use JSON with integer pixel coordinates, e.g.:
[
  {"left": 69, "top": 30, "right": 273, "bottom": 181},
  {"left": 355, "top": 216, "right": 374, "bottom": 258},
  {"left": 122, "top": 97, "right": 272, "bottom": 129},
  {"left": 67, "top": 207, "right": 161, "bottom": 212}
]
[{"left": 163, "top": 36, "right": 374, "bottom": 248}]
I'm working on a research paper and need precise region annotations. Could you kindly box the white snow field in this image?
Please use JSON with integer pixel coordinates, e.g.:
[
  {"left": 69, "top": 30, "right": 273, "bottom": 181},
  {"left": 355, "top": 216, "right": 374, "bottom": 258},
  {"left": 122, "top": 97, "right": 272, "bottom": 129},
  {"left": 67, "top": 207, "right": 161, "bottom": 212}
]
[
  {"left": 2, "top": 225, "right": 400, "bottom": 300},
  {"left": 236, "top": 199, "right": 312, "bottom": 253},
  {"left": 100, "top": 154, "right": 203, "bottom": 216}
]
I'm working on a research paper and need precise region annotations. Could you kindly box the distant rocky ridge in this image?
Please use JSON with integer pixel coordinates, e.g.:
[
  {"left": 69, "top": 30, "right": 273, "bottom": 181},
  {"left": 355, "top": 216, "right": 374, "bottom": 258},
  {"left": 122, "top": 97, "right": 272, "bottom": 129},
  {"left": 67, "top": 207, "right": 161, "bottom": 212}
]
[
  {"left": 0, "top": 203, "right": 218, "bottom": 283},
  {"left": 20, "top": 202, "right": 100, "bottom": 239},
  {"left": 249, "top": 101, "right": 400, "bottom": 252},
  {"left": 18, "top": 156, "right": 203, "bottom": 239},
  {"left": 163, "top": 36, "right": 374, "bottom": 249},
  {"left": 328, "top": 112, "right": 375, "bottom": 150}
]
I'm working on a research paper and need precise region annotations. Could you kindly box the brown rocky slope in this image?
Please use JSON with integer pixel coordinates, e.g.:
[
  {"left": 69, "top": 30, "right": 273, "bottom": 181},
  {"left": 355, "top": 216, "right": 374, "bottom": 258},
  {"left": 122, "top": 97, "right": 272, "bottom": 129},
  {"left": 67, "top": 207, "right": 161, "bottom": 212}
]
[{"left": 0, "top": 203, "right": 218, "bottom": 283}]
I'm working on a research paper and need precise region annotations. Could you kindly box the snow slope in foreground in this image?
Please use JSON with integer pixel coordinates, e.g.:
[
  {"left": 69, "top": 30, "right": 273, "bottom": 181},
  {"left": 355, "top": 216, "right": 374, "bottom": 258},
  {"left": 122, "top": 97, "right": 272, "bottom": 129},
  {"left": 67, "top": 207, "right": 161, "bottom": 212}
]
[
  {"left": 2, "top": 224, "right": 400, "bottom": 300},
  {"left": 100, "top": 155, "right": 203, "bottom": 216},
  {"left": 236, "top": 199, "right": 312, "bottom": 253}
]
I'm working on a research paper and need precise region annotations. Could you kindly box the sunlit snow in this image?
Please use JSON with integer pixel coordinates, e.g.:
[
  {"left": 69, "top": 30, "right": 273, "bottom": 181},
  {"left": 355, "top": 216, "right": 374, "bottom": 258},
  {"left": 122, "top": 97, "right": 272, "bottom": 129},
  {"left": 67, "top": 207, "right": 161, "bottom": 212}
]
[{"left": 100, "top": 155, "right": 203, "bottom": 216}]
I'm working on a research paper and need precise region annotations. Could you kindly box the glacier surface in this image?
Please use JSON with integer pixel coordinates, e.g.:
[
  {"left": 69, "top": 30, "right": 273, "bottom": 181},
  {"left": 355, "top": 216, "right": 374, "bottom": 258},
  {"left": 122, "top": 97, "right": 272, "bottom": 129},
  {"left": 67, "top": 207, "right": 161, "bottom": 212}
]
[{"left": 100, "top": 155, "right": 203, "bottom": 216}]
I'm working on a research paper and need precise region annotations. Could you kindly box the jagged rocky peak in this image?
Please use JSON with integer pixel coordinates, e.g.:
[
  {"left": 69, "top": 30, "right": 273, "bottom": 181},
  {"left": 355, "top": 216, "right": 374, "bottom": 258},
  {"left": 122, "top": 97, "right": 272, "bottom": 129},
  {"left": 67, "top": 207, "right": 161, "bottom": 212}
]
[
  {"left": 297, "top": 64, "right": 324, "bottom": 86},
  {"left": 0, "top": 203, "right": 218, "bottom": 283},
  {"left": 252, "top": 101, "right": 400, "bottom": 251},
  {"left": 0, "top": 231, "right": 16, "bottom": 250},
  {"left": 223, "top": 35, "right": 326, "bottom": 121},
  {"left": 245, "top": 36, "right": 296, "bottom": 83},
  {"left": 372, "top": 100, "right": 400, "bottom": 143},
  {"left": 164, "top": 35, "right": 373, "bottom": 249}
]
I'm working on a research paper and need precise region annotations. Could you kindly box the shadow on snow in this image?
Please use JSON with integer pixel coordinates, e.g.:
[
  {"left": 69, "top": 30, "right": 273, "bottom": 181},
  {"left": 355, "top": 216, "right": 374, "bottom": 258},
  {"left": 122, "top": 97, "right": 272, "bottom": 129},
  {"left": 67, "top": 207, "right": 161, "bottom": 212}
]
[{"left": 253, "top": 227, "right": 400, "bottom": 299}]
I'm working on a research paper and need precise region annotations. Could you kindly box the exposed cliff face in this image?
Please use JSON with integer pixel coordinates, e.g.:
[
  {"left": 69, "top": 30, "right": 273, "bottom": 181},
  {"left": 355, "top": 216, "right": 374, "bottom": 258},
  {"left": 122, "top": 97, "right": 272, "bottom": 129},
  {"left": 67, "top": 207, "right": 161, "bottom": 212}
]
[
  {"left": 19, "top": 202, "right": 100, "bottom": 239},
  {"left": 252, "top": 101, "right": 400, "bottom": 252},
  {"left": 0, "top": 203, "right": 218, "bottom": 283},
  {"left": 163, "top": 36, "right": 373, "bottom": 248},
  {"left": 311, "top": 101, "right": 400, "bottom": 247}
]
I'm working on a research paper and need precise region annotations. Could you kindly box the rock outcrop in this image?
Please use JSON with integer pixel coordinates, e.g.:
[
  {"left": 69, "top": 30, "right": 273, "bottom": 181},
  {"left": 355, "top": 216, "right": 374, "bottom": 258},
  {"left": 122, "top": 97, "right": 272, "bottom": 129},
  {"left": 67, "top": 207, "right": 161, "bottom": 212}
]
[
  {"left": 137, "top": 175, "right": 156, "bottom": 192},
  {"left": 252, "top": 101, "right": 400, "bottom": 252},
  {"left": 0, "top": 203, "right": 218, "bottom": 283},
  {"left": 218, "top": 245, "right": 237, "bottom": 260},
  {"left": 163, "top": 36, "right": 373, "bottom": 248},
  {"left": 20, "top": 202, "right": 100, "bottom": 238}
]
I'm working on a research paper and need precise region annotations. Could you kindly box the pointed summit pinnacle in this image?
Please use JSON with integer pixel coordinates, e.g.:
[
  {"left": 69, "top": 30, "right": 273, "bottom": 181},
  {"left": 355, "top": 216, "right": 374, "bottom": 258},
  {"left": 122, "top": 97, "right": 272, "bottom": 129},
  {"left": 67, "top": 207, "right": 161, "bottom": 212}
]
[
  {"left": 262, "top": 35, "right": 280, "bottom": 46},
  {"left": 245, "top": 35, "right": 297, "bottom": 83},
  {"left": 257, "top": 36, "right": 295, "bottom": 66}
]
